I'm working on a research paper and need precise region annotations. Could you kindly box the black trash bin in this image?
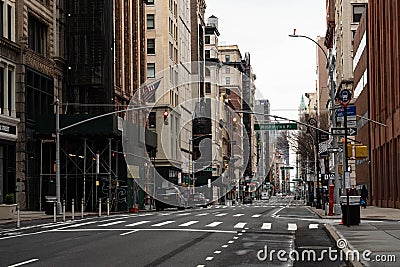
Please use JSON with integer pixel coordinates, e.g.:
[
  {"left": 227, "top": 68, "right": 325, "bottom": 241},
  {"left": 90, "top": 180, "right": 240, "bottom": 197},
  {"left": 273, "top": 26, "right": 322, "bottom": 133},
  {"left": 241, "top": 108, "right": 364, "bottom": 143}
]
[
  {"left": 340, "top": 196, "right": 361, "bottom": 225},
  {"left": 44, "top": 196, "right": 57, "bottom": 215}
]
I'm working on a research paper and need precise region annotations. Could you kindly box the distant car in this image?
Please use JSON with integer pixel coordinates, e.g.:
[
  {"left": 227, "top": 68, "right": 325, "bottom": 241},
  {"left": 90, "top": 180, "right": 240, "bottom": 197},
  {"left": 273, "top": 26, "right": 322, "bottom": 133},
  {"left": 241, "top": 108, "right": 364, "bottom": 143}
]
[
  {"left": 188, "top": 193, "right": 209, "bottom": 208},
  {"left": 155, "top": 187, "right": 187, "bottom": 211},
  {"left": 261, "top": 192, "right": 269, "bottom": 200},
  {"left": 243, "top": 196, "right": 253, "bottom": 204}
]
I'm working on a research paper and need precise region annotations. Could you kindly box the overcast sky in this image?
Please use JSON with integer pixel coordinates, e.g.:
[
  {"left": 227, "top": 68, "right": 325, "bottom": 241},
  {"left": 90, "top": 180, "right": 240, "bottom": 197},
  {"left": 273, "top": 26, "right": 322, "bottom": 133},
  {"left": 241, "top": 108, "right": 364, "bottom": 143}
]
[{"left": 205, "top": 0, "right": 326, "bottom": 120}]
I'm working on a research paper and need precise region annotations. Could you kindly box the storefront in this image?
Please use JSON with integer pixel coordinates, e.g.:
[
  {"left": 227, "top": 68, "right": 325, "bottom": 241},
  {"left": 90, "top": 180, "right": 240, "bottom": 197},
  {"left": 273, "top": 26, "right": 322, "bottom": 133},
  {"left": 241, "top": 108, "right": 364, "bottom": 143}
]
[{"left": 0, "top": 119, "right": 18, "bottom": 204}]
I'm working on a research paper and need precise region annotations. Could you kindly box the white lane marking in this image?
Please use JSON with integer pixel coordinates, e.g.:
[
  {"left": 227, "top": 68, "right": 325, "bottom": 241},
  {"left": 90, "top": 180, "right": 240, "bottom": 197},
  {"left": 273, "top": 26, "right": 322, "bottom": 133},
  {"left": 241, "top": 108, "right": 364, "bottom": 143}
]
[
  {"left": 238, "top": 233, "right": 243, "bottom": 236},
  {"left": 233, "top": 237, "right": 239, "bottom": 239},
  {"left": 178, "top": 221, "right": 199, "bottom": 227},
  {"left": 176, "top": 213, "right": 191, "bottom": 216},
  {"left": 205, "top": 221, "right": 223, "bottom": 227},
  {"left": 222, "top": 245, "right": 229, "bottom": 248},
  {"left": 206, "top": 257, "right": 214, "bottom": 261},
  {"left": 197, "top": 265, "right": 205, "bottom": 267},
  {"left": 160, "top": 213, "right": 172, "bottom": 216},
  {"left": 309, "top": 224, "right": 319, "bottom": 229},
  {"left": 8, "top": 258, "right": 39, "bottom": 267},
  {"left": 214, "top": 250, "right": 221, "bottom": 254},
  {"left": 234, "top": 222, "right": 247, "bottom": 229},
  {"left": 271, "top": 207, "right": 285, "bottom": 218},
  {"left": 55, "top": 221, "right": 97, "bottom": 230},
  {"left": 120, "top": 230, "right": 138, "bottom": 236},
  {"left": 261, "top": 223, "right": 272, "bottom": 230},
  {"left": 195, "top": 213, "right": 209, "bottom": 217},
  {"left": 215, "top": 213, "right": 227, "bottom": 217},
  {"left": 55, "top": 228, "right": 236, "bottom": 234},
  {"left": 288, "top": 223, "right": 297, "bottom": 231},
  {"left": 125, "top": 221, "right": 150, "bottom": 227},
  {"left": 98, "top": 220, "right": 126, "bottom": 227},
  {"left": 152, "top": 221, "right": 175, "bottom": 227},
  {"left": 252, "top": 214, "right": 261, "bottom": 218},
  {"left": 228, "top": 240, "right": 234, "bottom": 244},
  {"left": 233, "top": 214, "right": 245, "bottom": 217},
  {"left": 42, "top": 222, "right": 74, "bottom": 229}
]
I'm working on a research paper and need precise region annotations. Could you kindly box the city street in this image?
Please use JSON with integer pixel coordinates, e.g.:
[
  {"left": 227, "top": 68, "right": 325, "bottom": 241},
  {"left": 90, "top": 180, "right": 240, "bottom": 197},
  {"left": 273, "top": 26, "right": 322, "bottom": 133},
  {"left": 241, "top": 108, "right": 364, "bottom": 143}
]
[{"left": 0, "top": 196, "right": 346, "bottom": 267}]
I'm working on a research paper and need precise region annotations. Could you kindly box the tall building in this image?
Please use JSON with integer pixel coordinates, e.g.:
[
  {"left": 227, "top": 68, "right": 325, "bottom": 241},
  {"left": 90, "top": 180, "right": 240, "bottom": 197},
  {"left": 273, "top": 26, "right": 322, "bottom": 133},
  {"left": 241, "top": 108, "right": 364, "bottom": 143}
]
[
  {"left": 146, "top": 0, "right": 193, "bottom": 185},
  {"left": 0, "top": 0, "right": 19, "bottom": 205},
  {"left": 368, "top": 0, "right": 400, "bottom": 208}
]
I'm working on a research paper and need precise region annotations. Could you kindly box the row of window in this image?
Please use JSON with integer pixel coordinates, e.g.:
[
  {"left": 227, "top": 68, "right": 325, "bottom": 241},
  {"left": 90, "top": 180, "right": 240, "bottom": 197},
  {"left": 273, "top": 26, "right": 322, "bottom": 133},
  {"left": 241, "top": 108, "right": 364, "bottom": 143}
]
[
  {"left": 0, "top": 65, "right": 14, "bottom": 117},
  {"left": 169, "top": 0, "right": 178, "bottom": 19},
  {"left": 0, "top": 0, "right": 14, "bottom": 41}
]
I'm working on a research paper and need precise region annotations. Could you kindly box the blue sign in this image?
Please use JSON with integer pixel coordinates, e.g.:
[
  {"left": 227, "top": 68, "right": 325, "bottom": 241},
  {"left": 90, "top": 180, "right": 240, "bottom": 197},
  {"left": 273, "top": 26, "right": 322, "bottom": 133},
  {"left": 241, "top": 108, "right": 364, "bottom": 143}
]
[
  {"left": 336, "top": 105, "right": 356, "bottom": 117},
  {"left": 339, "top": 89, "right": 352, "bottom": 105}
]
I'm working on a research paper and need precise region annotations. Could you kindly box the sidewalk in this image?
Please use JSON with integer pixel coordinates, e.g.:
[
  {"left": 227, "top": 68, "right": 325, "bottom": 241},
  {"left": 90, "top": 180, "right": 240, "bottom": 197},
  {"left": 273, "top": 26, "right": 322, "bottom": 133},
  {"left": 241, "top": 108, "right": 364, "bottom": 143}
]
[{"left": 310, "top": 205, "right": 400, "bottom": 266}]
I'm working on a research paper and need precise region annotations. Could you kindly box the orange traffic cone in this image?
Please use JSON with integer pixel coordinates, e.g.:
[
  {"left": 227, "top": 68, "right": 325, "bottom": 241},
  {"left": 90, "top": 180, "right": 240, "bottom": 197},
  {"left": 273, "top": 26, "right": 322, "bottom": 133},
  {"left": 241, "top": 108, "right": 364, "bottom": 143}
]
[{"left": 133, "top": 202, "right": 139, "bottom": 213}]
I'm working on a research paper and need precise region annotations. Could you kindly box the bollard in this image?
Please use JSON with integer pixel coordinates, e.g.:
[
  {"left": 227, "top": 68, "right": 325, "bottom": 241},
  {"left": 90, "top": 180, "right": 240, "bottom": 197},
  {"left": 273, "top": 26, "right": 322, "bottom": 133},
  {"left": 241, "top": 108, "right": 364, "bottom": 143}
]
[
  {"left": 98, "top": 198, "right": 102, "bottom": 217},
  {"left": 107, "top": 198, "right": 110, "bottom": 216},
  {"left": 72, "top": 199, "right": 75, "bottom": 221},
  {"left": 16, "top": 204, "right": 20, "bottom": 228},
  {"left": 62, "top": 200, "right": 66, "bottom": 222},
  {"left": 81, "top": 198, "right": 84, "bottom": 219},
  {"left": 53, "top": 202, "right": 57, "bottom": 223}
]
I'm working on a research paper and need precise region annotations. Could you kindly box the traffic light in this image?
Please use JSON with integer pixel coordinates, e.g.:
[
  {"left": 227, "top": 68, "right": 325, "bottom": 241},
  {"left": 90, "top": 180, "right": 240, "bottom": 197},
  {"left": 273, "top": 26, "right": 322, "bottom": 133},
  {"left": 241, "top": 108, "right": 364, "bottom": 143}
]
[
  {"left": 232, "top": 117, "right": 238, "bottom": 131},
  {"left": 163, "top": 110, "right": 169, "bottom": 125}
]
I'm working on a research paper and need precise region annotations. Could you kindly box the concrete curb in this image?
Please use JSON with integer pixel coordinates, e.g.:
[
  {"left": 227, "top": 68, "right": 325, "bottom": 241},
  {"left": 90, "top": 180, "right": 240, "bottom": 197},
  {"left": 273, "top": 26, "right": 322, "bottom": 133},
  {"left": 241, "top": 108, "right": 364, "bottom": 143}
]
[{"left": 325, "top": 224, "right": 364, "bottom": 267}]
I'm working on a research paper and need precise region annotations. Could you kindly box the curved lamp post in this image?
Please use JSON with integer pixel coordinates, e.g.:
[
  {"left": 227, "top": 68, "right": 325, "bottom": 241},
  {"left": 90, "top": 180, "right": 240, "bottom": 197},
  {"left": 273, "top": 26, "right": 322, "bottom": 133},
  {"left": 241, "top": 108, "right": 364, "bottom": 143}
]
[{"left": 289, "top": 31, "right": 340, "bottom": 207}]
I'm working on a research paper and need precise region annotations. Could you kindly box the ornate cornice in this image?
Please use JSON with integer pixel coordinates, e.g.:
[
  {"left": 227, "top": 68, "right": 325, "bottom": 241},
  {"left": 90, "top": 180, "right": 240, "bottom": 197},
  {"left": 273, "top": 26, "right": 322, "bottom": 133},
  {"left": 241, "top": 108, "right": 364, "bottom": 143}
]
[{"left": 25, "top": 51, "right": 56, "bottom": 77}]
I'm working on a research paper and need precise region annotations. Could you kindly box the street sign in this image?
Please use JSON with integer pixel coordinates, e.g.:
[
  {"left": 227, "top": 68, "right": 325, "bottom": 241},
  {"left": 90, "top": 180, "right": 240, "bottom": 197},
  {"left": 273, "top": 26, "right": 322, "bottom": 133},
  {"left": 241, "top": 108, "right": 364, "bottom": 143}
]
[
  {"left": 331, "top": 127, "right": 358, "bottom": 136},
  {"left": 328, "top": 147, "right": 341, "bottom": 153},
  {"left": 339, "top": 89, "right": 352, "bottom": 106},
  {"left": 336, "top": 105, "right": 356, "bottom": 117},
  {"left": 337, "top": 115, "right": 356, "bottom": 122},
  {"left": 255, "top": 123, "right": 297, "bottom": 131},
  {"left": 280, "top": 166, "right": 294, "bottom": 170}
]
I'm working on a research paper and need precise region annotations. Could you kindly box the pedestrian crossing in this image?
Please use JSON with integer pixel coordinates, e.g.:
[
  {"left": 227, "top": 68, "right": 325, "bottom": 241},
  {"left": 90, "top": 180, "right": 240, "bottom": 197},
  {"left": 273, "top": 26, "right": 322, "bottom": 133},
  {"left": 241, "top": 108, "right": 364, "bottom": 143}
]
[{"left": 55, "top": 219, "right": 320, "bottom": 232}]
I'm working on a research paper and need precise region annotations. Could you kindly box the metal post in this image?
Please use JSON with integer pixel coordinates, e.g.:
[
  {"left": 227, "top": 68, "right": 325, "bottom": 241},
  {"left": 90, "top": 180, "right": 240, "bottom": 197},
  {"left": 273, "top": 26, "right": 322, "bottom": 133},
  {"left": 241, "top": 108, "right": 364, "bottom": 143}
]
[
  {"left": 98, "top": 198, "right": 102, "bottom": 217},
  {"left": 108, "top": 139, "right": 112, "bottom": 208},
  {"left": 81, "top": 198, "right": 84, "bottom": 219},
  {"left": 16, "top": 204, "right": 20, "bottom": 228},
  {"left": 344, "top": 106, "right": 350, "bottom": 227},
  {"left": 53, "top": 202, "right": 56, "bottom": 222},
  {"left": 62, "top": 199, "right": 66, "bottom": 222},
  {"left": 55, "top": 99, "right": 62, "bottom": 214},
  {"left": 71, "top": 199, "right": 75, "bottom": 221},
  {"left": 39, "top": 141, "right": 43, "bottom": 211},
  {"left": 107, "top": 198, "right": 110, "bottom": 216},
  {"left": 83, "top": 139, "right": 86, "bottom": 212}
]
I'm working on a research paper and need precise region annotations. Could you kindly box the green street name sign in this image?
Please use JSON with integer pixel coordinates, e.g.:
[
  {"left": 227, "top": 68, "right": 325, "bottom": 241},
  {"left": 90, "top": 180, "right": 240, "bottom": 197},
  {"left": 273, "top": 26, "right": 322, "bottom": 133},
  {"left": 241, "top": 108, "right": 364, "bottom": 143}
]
[
  {"left": 255, "top": 123, "right": 297, "bottom": 131},
  {"left": 280, "top": 166, "right": 295, "bottom": 170}
]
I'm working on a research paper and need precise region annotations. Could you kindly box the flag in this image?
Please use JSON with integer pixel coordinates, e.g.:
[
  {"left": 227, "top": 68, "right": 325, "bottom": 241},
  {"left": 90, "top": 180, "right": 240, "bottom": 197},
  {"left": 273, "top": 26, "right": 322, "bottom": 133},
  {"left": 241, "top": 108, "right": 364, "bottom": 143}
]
[{"left": 141, "top": 79, "right": 161, "bottom": 102}]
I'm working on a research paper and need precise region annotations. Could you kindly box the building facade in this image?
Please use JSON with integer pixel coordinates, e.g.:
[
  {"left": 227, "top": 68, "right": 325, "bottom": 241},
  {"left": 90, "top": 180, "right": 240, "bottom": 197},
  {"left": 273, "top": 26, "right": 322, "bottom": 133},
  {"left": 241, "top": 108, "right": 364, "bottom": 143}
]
[{"left": 368, "top": 0, "right": 400, "bottom": 208}]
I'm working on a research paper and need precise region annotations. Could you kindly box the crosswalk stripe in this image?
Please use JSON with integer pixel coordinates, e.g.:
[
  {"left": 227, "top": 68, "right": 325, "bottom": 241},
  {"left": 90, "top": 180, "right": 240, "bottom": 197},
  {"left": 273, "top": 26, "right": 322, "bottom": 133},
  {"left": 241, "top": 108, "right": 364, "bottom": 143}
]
[
  {"left": 195, "top": 213, "right": 209, "bottom": 217},
  {"left": 215, "top": 213, "right": 227, "bottom": 217},
  {"left": 309, "top": 224, "right": 319, "bottom": 229},
  {"left": 234, "top": 222, "right": 247, "bottom": 229},
  {"left": 288, "top": 223, "right": 297, "bottom": 231},
  {"left": 233, "top": 214, "right": 245, "bottom": 217},
  {"left": 176, "top": 213, "right": 191, "bottom": 216},
  {"left": 98, "top": 220, "right": 126, "bottom": 227},
  {"left": 66, "top": 221, "right": 97, "bottom": 228},
  {"left": 178, "top": 221, "right": 199, "bottom": 227},
  {"left": 252, "top": 214, "right": 261, "bottom": 218},
  {"left": 261, "top": 223, "right": 272, "bottom": 230},
  {"left": 206, "top": 222, "right": 223, "bottom": 227},
  {"left": 125, "top": 221, "right": 150, "bottom": 227},
  {"left": 152, "top": 221, "right": 175, "bottom": 227}
]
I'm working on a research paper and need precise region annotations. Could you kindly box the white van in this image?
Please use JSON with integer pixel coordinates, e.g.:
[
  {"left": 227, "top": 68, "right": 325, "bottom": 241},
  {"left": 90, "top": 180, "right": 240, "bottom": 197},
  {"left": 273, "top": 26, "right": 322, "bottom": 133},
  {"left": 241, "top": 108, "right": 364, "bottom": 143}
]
[{"left": 261, "top": 192, "right": 269, "bottom": 200}]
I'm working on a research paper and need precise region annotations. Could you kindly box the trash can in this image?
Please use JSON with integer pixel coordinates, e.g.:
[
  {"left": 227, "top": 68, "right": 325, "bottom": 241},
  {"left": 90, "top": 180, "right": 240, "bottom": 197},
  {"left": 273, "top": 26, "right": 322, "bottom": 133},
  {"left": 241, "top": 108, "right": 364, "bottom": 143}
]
[
  {"left": 340, "top": 196, "right": 361, "bottom": 225},
  {"left": 44, "top": 196, "right": 57, "bottom": 215}
]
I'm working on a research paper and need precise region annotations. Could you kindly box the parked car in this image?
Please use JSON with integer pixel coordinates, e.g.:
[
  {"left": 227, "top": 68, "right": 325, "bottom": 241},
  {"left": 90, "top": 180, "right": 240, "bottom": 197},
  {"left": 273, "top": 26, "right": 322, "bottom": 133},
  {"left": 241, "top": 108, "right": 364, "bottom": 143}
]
[
  {"left": 155, "top": 187, "right": 187, "bottom": 211},
  {"left": 187, "top": 193, "right": 209, "bottom": 208},
  {"left": 243, "top": 196, "right": 253, "bottom": 204}
]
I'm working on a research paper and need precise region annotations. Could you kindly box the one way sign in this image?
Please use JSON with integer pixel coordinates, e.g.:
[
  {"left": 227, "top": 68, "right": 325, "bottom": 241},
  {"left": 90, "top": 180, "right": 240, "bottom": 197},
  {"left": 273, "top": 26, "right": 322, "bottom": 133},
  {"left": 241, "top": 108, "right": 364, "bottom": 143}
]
[{"left": 331, "top": 127, "right": 358, "bottom": 136}]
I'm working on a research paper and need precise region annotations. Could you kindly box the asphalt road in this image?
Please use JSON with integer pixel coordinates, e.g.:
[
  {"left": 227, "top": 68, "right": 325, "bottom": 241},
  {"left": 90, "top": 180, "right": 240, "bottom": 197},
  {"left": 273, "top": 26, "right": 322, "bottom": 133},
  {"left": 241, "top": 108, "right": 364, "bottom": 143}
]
[{"left": 0, "top": 196, "right": 347, "bottom": 267}]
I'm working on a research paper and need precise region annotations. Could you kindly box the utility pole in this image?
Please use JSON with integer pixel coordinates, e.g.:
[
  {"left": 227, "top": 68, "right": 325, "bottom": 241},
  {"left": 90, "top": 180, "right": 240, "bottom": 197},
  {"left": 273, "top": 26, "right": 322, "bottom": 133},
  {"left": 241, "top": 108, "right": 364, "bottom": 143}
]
[{"left": 55, "top": 99, "right": 62, "bottom": 214}]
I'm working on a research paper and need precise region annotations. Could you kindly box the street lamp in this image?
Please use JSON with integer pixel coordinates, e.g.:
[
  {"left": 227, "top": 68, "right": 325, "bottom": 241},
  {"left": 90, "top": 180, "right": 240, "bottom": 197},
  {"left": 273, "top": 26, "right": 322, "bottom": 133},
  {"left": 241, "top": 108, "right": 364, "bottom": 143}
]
[
  {"left": 289, "top": 31, "right": 340, "bottom": 206},
  {"left": 307, "top": 117, "right": 322, "bottom": 209}
]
